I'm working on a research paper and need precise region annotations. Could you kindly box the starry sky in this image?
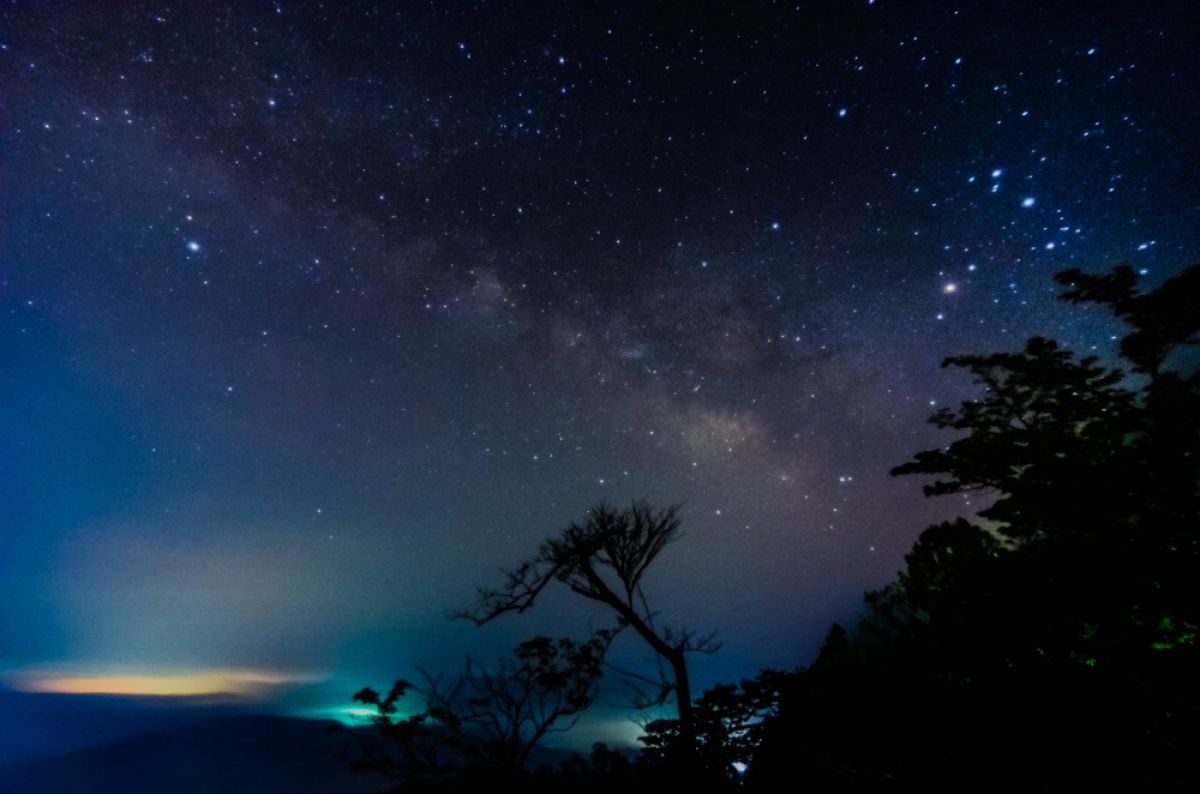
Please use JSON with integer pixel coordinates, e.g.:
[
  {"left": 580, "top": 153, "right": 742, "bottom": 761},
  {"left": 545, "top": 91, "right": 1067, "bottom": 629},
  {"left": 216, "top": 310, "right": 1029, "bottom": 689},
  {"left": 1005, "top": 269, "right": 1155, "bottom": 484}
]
[{"left": 2, "top": 0, "right": 1198, "bottom": 740}]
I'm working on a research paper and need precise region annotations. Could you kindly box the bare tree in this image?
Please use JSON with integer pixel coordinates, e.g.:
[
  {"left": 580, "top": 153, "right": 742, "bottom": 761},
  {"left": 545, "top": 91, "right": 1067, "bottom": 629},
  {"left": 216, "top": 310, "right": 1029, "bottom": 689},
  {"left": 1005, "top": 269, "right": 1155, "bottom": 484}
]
[
  {"left": 350, "top": 632, "right": 612, "bottom": 783},
  {"left": 345, "top": 679, "right": 455, "bottom": 788},
  {"left": 454, "top": 502, "right": 720, "bottom": 752},
  {"left": 422, "top": 633, "right": 613, "bottom": 772}
]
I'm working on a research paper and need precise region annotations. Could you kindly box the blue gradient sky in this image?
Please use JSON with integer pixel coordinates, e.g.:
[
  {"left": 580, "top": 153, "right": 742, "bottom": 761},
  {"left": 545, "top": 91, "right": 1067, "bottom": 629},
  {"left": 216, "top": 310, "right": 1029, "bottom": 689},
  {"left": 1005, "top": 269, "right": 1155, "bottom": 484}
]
[{"left": 2, "top": 0, "right": 1197, "bottom": 756}]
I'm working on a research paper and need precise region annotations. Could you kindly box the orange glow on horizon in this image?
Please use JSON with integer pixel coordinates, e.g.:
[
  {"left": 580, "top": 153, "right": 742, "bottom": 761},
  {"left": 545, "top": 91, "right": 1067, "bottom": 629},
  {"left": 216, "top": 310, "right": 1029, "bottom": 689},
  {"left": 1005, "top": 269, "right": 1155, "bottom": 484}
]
[{"left": 10, "top": 669, "right": 322, "bottom": 697}]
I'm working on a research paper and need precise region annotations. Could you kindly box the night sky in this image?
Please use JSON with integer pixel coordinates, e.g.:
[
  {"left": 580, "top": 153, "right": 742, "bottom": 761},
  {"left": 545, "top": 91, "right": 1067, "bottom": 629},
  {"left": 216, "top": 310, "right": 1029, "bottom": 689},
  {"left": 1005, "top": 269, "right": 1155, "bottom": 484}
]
[{"left": 3, "top": 0, "right": 1198, "bottom": 747}]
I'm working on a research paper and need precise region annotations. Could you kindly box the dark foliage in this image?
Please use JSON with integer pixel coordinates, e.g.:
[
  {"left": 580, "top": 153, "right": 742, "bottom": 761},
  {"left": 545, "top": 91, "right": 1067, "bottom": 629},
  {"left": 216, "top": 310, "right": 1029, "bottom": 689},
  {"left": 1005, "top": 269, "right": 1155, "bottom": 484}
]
[
  {"left": 342, "top": 632, "right": 613, "bottom": 790},
  {"left": 753, "top": 263, "right": 1199, "bottom": 791},
  {"left": 337, "top": 263, "right": 1197, "bottom": 791},
  {"left": 637, "top": 668, "right": 790, "bottom": 786}
]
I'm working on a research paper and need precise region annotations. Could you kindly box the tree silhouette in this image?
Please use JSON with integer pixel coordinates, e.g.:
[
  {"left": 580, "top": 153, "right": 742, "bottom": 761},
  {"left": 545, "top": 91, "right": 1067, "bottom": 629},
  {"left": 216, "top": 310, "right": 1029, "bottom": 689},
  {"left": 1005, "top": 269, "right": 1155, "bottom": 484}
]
[
  {"left": 890, "top": 263, "right": 1199, "bottom": 663},
  {"left": 1056, "top": 264, "right": 1200, "bottom": 377},
  {"left": 348, "top": 632, "right": 613, "bottom": 787},
  {"left": 454, "top": 502, "right": 720, "bottom": 755},
  {"left": 343, "top": 679, "right": 452, "bottom": 788},
  {"left": 336, "top": 263, "right": 1198, "bottom": 791},
  {"left": 890, "top": 336, "right": 1138, "bottom": 544},
  {"left": 753, "top": 263, "right": 1200, "bottom": 791},
  {"left": 639, "top": 668, "right": 790, "bottom": 783},
  {"left": 420, "top": 632, "right": 613, "bottom": 773}
]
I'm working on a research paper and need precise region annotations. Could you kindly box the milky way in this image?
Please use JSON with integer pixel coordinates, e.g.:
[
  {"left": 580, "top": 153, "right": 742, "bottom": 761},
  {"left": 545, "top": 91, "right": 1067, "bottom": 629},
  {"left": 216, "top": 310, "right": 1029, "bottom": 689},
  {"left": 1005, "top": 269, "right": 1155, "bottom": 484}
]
[{"left": 3, "top": 2, "right": 1197, "bottom": 716}]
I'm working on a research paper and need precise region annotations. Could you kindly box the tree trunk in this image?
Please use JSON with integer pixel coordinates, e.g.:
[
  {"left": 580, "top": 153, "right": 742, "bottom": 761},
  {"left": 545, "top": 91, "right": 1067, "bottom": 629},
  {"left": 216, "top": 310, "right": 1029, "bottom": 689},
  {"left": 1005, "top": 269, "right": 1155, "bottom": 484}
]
[{"left": 669, "top": 648, "right": 696, "bottom": 753}]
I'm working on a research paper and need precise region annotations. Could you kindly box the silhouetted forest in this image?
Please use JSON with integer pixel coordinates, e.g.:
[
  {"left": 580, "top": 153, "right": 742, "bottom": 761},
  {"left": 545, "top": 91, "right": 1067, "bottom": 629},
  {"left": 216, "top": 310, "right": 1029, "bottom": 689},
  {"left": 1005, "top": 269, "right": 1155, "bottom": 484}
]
[{"left": 341, "top": 264, "right": 1199, "bottom": 792}]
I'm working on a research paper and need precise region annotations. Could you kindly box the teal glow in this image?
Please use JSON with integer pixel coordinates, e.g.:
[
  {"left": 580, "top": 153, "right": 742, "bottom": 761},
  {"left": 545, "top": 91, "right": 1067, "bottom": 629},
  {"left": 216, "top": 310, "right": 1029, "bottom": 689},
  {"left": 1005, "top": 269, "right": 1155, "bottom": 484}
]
[{"left": 291, "top": 705, "right": 389, "bottom": 725}]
